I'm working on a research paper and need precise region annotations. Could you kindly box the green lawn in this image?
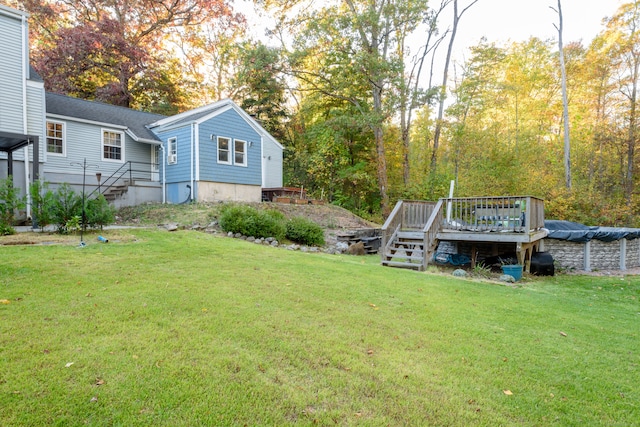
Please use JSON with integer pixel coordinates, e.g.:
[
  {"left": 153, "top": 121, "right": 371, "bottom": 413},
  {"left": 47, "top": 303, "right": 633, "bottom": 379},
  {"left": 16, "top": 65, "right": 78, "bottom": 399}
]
[{"left": 1, "top": 230, "right": 638, "bottom": 426}]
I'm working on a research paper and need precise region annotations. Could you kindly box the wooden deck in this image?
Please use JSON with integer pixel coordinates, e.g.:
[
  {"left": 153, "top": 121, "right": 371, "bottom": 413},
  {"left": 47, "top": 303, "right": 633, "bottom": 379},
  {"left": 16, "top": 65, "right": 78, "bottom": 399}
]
[{"left": 381, "top": 196, "right": 548, "bottom": 271}]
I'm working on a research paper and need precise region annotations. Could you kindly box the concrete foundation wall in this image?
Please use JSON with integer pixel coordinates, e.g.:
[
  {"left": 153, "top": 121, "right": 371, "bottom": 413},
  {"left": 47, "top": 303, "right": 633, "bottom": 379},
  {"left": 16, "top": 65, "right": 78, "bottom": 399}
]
[{"left": 197, "top": 181, "right": 261, "bottom": 203}]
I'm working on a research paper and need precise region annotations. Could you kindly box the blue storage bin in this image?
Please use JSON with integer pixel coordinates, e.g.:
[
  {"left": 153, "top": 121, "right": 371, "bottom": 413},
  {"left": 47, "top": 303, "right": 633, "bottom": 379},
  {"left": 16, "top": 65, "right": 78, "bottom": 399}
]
[{"left": 501, "top": 264, "right": 523, "bottom": 281}]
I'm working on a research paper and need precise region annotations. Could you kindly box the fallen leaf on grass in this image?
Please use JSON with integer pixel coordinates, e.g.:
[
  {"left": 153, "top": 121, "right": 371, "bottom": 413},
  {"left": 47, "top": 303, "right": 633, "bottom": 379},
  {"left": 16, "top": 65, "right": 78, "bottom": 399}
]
[
  {"left": 0, "top": 299, "right": 10, "bottom": 304},
  {"left": 95, "top": 378, "right": 105, "bottom": 386},
  {"left": 503, "top": 390, "right": 513, "bottom": 395},
  {"left": 559, "top": 331, "right": 568, "bottom": 337},
  {"left": 65, "top": 362, "right": 74, "bottom": 368},
  {"left": 90, "top": 396, "right": 98, "bottom": 403}
]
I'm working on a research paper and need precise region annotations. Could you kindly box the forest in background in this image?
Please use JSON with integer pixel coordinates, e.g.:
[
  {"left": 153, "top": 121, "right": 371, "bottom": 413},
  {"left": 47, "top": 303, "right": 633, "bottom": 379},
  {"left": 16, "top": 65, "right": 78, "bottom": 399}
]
[{"left": 4, "top": 0, "right": 640, "bottom": 225}]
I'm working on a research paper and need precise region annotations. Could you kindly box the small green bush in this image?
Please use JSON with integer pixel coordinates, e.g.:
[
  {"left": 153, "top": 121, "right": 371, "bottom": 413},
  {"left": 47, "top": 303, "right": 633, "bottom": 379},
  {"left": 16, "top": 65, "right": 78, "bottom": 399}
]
[
  {"left": 218, "top": 204, "right": 286, "bottom": 241},
  {"left": 0, "top": 176, "right": 25, "bottom": 235},
  {"left": 30, "top": 180, "right": 56, "bottom": 231},
  {"left": 85, "top": 195, "right": 116, "bottom": 229},
  {"left": 286, "top": 216, "right": 325, "bottom": 246},
  {"left": 50, "top": 183, "right": 82, "bottom": 234}
]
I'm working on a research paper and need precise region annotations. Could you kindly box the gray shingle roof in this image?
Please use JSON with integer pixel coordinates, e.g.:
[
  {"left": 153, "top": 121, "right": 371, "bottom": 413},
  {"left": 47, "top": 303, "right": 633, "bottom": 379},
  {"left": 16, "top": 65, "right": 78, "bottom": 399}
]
[
  {"left": 28, "top": 66, "right": 43, "bottom": 82},
  {"left": 164, "top": 104, "right": 228, "bottom": 127},
  {"left": 45, "top": 92, "right": 166, "bottom": 142}
]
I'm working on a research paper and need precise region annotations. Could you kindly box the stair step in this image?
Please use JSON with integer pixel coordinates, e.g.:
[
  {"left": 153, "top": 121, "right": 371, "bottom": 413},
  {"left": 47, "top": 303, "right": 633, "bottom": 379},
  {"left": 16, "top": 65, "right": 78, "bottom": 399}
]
[
  {"left": 398, "top": 231, "right": 424, "bottom": 240},
  {"left": 390, "top": 246, "right": 424, "bottom": 253},
  {"left": 385, "top": 252, "right": 424, "bottom": 261},
  {"left": 382, "top": 260, "right": 423, "bottom": 270}
]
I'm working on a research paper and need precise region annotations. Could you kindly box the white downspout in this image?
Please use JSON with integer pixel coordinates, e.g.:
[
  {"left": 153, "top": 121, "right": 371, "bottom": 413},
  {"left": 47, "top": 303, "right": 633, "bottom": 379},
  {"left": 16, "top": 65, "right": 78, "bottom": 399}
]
[
  {"left": 261, "top": 136, "right": 265, "bottom": 187},
  {"left": 194, "top": 123, "right": 200, "bottom": 197},
  {"left": 190, "top": 123, "right": 195, "bottom": 201},
  {"left": 21, "top": 15, "right": 31, "bottom": 220},
  {"left": 159, "top": 144, "right": 166, "bottom": 204}
]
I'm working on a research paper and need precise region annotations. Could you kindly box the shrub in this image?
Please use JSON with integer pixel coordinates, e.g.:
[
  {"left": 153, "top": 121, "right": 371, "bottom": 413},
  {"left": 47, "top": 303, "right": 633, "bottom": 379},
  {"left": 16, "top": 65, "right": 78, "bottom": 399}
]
[
  {"left": 85, "top": 195, "right": 116, "bottom": 229},
  {"left": 30, "top": 180, "right": 56, "bottom": 231},
  {"left": 218, "top": 204, "right": 286, "bottom": 241},
  {"left": 50, "top": 184, "right": 82, "bottom": 234},
  {"left": 0, "top": 176, "right": 25, "bottom": 235},
  {"left": 286, "top": 216, "right": 325, "bottom": 246}
]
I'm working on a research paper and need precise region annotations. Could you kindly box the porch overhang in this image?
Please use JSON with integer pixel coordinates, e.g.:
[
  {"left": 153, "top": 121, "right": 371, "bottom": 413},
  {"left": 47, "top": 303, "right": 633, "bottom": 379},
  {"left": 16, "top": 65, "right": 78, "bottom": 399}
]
[{"left": 0, "top": 131, "right": 39, "bottom": 180}]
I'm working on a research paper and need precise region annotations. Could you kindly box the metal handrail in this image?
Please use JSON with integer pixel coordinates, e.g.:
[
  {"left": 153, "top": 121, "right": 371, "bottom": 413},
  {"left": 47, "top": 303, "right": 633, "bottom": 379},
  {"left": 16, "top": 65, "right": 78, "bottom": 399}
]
[{"left": 85, "top": 160, "right": 158, "bottom": 200}]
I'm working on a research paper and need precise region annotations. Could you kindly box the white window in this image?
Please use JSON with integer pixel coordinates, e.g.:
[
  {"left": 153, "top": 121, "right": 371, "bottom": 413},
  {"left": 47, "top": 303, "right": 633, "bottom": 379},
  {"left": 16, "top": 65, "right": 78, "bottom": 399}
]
[
  {"left": 102, "top": 130, "right": 124, "bottom": 162},
  {"left": 234, "top": 140, "right": 247, "bottom": 166},
  {"left": 217, "top": 136, "right": 232, "bottom": 164},
  {"left": 167, "top": 137, "right": 177, "bottom": 164},
  {"left": 46, "top": 121, "right": 65, "bottom": 156}
]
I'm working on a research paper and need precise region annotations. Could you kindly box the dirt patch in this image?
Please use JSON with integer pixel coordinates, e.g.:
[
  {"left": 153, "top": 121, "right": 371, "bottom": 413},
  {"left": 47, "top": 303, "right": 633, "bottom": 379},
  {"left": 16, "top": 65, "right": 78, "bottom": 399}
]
[
  {"left": 260, "top": 202, "right": 380, "bottom": 245},
  {"left": 0, "top": 230, "right": 141, "bottom": 246}
]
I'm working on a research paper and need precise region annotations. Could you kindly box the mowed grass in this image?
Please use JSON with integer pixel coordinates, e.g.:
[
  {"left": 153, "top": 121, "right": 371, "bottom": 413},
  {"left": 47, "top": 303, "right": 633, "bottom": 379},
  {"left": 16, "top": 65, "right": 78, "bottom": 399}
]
[{"left": 1, "top": 230, "right": 638, "bottom": 426}]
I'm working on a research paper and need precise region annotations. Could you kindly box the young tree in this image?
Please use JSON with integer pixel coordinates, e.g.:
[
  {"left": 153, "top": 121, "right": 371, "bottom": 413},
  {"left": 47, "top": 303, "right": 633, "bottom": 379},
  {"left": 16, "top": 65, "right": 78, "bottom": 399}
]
[
  {"left": 430, "top": 0, "right": 479, "bottom": 174},
  {"left": 601, "top": 1, "right": 640, "bottom": 206},
  {"left": 552, "top": 0, "right": 572, "bottom": 190},
  {"left": 267, "top": 0, "right": 427, "bottom": 216},
  {"left": 231, "top": 42, "right": 289, "bottom": 141}
]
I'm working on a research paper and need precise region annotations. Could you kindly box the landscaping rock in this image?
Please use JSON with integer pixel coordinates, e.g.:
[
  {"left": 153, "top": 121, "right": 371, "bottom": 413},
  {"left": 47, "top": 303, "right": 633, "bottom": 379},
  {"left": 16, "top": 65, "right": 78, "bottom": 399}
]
[
  {"left": 165, "top": 223, "right": 179, "bottom": 232},
  {"left": 500, "top": 274, "right": 516, "bottom": 283},
  {"left": 336, "top": 241, "right": 349, "bottom": 253},
  {"left": 452, "top": 269, "right": 467, "bottom": 277},
  {"left": 347, "top": 242, "right": 366, "bottom": 255}
]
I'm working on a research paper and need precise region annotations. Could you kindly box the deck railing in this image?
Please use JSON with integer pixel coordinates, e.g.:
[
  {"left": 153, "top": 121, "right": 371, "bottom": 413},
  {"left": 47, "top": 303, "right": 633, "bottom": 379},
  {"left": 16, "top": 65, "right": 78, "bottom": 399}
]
[
  {"left": 422, "top": 199, "right": 444, "bottom": 266},
  {"left": 440, "top": 196, "right": 545, "bottom": 233}
]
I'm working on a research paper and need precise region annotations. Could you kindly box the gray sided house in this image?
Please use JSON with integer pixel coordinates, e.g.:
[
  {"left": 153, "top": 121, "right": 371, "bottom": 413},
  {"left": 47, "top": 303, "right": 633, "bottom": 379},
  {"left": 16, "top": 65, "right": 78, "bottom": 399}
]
[
  {"left": 0, "top": 4, "right": 44, "bottom": 213},
  {"left": 149, "top": 99, "right": 284, "bottom": 204},
  {"left": 0, "top": 4, "right": 283, "bottom": 215},
  {"left": 43, "top": 93, "right": 166, "bottom": 207}
]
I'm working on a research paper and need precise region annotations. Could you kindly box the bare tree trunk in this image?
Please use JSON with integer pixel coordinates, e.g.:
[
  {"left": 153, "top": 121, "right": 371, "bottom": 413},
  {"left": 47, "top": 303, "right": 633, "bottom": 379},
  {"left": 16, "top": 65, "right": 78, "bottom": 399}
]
[
  {"left": 554, "top": 0, "right": 572, "bottom": 190},
  {"left": 626, "top": 56, "right": 639, "bottom": 205},
  {"left": 429, "top": 0, "right": 478, "bottom": 174},
  {"left": 370, "top": 76, "right": 390, "bottom": 216},
  {"left": 400, "top": 1, "right": 450, "bottom": 185}
]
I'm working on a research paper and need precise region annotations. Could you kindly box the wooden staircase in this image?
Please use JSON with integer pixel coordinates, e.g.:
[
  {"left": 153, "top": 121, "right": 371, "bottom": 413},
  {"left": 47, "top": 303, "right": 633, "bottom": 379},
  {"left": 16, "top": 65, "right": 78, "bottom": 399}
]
[
  {"left": 381, "top": 231, "right": 426, "bottom": 270},
  {"left": 380, "top": 200, "right": 444, "bottom": 271}
]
